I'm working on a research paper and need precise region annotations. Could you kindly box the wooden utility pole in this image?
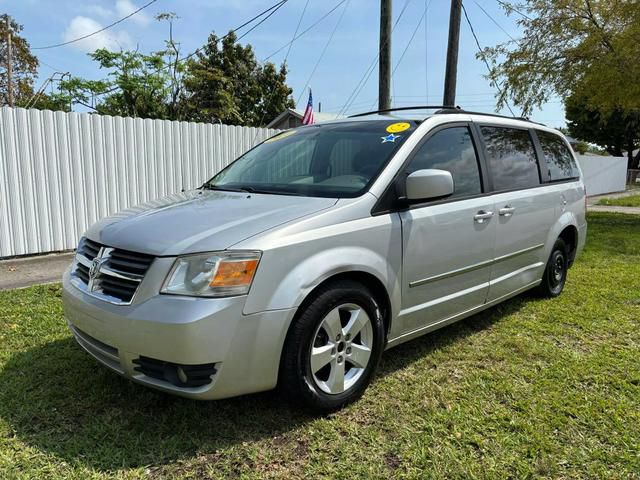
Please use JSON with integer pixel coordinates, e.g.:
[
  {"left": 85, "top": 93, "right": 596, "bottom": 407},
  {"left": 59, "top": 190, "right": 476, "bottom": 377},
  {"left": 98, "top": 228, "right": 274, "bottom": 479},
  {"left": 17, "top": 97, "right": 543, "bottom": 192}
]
[
  {"left": 5, "top": 16, "right": 14, "bottom": 107},
  {"left": 443, "top": 0, "right": 462, "bottom": 107},
  {"left": 378, "top": 0, "right": 392, "bottom": 111}
]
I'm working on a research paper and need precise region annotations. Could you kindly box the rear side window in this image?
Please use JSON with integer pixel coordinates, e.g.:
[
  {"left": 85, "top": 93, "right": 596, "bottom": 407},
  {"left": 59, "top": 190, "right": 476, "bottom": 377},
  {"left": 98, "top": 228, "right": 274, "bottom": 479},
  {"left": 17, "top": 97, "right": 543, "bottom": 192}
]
[
  {"left": 537, "top": 131, "right": 580, "bottom": 181},
  {"left": 481, "top": 126, "right": 540, "bottom": 191},
  {"left": 405, "top": 126, "right": 482, "bottom": 198}
]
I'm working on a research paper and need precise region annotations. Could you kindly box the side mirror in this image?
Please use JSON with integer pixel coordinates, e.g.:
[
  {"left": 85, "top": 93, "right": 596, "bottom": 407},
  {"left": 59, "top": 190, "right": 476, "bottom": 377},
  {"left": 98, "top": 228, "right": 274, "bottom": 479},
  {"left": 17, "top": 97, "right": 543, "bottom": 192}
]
[{"left": 405, "top": 169, "right": 454, "bottom": 202}]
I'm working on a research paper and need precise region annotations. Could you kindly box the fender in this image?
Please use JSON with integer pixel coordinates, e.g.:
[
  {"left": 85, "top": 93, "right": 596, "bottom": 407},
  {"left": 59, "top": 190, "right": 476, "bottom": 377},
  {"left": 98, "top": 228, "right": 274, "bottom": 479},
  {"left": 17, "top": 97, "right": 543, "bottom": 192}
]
[
  {"left": 243, "top": 245, "right": 402, "bottom": 320},
  {"left": 544, "top": 209, "right": 579, "bottom": 259}
]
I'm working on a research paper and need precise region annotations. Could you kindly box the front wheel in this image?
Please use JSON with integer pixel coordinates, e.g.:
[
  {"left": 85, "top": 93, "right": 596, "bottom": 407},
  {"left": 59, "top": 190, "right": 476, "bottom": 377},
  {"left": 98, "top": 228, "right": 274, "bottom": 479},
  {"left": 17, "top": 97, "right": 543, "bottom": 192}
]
[
  {"left": 537, "top": 238, "right": 568, "bottom": 298},
  {"left": 279, "top": 280, "right": 385, "bottom": 412}
]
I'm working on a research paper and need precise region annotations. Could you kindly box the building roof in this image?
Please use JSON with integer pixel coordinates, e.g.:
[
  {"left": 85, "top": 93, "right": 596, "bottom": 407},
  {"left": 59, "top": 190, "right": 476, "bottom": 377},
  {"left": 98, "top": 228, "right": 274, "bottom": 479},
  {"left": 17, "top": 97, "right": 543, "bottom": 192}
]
[{"left": 267, "top": 108, "right": 345, "bottom": 128}]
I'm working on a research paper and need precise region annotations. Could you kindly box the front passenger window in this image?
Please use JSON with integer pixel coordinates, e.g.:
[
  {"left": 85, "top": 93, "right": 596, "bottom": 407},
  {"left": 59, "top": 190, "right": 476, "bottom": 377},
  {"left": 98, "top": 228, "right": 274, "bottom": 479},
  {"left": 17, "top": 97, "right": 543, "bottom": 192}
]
[{"left": 406, "top": 127, "right": 482, "bottom": 198}]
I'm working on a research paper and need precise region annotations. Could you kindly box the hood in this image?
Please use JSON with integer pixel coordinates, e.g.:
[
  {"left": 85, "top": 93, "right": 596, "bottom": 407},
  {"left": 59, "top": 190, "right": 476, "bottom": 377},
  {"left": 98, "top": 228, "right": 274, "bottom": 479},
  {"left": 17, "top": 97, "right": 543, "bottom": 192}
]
[{"left": 86, "top": 190, "right": 337, "bottom": 256}]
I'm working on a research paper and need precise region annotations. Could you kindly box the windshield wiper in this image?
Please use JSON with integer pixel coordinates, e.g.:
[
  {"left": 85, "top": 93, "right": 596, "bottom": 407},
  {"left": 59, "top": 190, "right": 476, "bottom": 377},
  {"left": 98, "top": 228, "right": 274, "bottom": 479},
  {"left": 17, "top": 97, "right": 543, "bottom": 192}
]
[
  {"left": 202, "top": 184, "right": 302, "bottom": 196},
  {"left": 201, "top": 184, "right": 256, "bottom": 193}
]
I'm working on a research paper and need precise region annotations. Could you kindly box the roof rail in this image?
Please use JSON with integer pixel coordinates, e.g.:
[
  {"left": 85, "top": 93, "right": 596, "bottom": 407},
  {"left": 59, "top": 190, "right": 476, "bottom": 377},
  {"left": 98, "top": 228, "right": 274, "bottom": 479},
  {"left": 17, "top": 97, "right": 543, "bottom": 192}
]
[
  {"left": 348, "top": 105, "right": 546, "bottom": 126},
  {"left": 438, "top": 108, "right": 545, "bottom": 125},
  {"left": 347, "top": 105, "right": 463, "bottom": 118}
]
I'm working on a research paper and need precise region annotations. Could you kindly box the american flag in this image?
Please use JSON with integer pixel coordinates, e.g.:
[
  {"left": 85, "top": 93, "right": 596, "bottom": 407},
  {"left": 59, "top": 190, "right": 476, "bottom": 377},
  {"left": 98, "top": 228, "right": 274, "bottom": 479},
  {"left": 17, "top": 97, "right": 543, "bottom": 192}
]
[{"left": 302, "top": 88, "right": 315, "bottom": 125}]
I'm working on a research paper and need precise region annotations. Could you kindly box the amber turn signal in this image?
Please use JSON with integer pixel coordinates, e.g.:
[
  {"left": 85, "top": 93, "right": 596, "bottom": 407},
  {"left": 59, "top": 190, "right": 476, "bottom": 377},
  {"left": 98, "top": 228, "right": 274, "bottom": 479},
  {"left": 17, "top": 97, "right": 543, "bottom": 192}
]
[{"left": 210, "top": 259, "right": 259, "bottom": 287}]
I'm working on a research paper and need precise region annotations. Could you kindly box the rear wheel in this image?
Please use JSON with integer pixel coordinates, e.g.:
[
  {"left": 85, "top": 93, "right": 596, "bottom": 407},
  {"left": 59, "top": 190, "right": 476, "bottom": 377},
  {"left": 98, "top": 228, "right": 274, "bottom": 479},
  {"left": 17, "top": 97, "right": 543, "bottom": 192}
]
[
  {"left": 279, "top": 280, "right": 385, "bottom": 412},
  {"left": 537, "top": 238, "right": 568, "bottom": 298}
]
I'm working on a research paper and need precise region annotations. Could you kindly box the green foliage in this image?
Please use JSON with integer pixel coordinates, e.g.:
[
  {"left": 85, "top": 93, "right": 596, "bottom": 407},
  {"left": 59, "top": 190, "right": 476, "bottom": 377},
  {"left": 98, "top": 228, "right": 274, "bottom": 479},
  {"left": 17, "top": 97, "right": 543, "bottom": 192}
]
[
  {"left": 0, "top": 14, "right": 39, "bottom": 106},
  {"left": 484, "top": 1, "right": 640, "bottom": 115},
  {"left": 51, "top": 24, "right": 293, "bottom": 126},
  {"left": 566, "top": 91, "right": 640, "bottom": 167},
  {"left": 55, "top": 49, "right": 174, "bottom": 118},
  {"left": 1, "top": 213, "right": 640, "bottom": 478},
  {"left": 182, "top": 31, "right": 294, "bottom": 126}
]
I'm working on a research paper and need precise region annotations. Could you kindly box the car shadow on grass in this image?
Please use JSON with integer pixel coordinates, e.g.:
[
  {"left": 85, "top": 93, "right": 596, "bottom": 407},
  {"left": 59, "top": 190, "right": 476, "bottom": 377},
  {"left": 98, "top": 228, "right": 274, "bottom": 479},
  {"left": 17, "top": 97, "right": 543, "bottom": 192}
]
[{"left": 0, "top": 294, "right": 532, "bottom": 474}]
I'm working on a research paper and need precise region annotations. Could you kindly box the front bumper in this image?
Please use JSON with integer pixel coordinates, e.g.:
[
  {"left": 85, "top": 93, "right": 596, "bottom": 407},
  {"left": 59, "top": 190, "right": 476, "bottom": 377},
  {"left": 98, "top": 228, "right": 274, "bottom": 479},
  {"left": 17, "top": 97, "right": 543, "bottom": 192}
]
[{"left": 62, "top": 267, "right": 296, "bottom": 400}]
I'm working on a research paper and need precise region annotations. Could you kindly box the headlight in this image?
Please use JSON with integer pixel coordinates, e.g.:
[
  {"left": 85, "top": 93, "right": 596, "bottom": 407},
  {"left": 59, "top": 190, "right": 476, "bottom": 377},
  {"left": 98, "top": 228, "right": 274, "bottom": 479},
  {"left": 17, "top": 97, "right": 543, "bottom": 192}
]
[{"left": 161, "top": 251, "right": 261, "bottom": 297}]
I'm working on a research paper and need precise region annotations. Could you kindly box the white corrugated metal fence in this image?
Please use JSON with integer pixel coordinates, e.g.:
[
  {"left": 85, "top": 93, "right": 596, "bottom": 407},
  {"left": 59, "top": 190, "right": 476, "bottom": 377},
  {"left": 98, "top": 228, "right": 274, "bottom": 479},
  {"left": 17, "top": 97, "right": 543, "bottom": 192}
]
[
  {"left": 0, "top": 107, "right": 278, "bottom": 258},
  {"left": 576, "top": 155, "right": 628, "bottom": 196}
]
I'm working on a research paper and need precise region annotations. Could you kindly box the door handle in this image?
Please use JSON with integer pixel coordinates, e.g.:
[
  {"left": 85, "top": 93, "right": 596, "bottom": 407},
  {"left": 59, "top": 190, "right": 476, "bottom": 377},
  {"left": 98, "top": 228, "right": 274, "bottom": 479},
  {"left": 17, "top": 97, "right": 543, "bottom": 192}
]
[
  {"left": 499, "top": 206, "right": 515, "bottom": 217},
  {"left": 474, "top": 210, "right": 494, "bottom": 223}
]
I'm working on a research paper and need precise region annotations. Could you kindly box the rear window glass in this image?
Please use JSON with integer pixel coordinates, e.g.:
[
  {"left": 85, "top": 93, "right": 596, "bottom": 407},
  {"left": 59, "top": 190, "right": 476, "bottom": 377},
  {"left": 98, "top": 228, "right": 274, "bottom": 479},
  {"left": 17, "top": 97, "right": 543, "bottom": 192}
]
[
  {"left": 537, "top": 131, "right": 580, "bottom": 181},
  {"left": 481, "top": 126, "right": 540, "bottom": 191}
]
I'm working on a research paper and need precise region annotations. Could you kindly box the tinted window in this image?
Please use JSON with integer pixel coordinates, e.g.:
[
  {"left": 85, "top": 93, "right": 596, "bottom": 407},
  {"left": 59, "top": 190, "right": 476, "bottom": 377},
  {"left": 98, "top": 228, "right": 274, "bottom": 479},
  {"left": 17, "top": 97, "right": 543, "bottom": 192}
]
[
  {"left": 537, "top": 131, "right": 580, "bottom": 181},
  {"left": 481, "top": 126, "right": 540, "bottom": 191},
  {"left": 206, "top": 121, "right": 417, "bottom": 198},
  {"left": 405, "top": 127, "right": 482, "bottom": 198}
]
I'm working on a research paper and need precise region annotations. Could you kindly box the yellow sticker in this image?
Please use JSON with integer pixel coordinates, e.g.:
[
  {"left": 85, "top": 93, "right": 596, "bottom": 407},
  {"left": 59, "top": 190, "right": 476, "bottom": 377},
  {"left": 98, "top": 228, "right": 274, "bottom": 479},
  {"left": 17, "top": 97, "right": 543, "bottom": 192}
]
[
  {"left": 386, "top": 122, "right": 411, "bottom": 133},
  {"left": 265, "top": 130, "right": 296, "bottom": 143}
]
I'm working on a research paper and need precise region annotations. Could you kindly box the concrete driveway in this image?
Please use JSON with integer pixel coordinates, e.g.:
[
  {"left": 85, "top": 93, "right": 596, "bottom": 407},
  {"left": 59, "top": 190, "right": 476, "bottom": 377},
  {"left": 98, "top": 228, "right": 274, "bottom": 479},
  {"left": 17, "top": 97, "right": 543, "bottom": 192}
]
[{"left": 0, "top": 253, "right": 73, "bottom": 291}]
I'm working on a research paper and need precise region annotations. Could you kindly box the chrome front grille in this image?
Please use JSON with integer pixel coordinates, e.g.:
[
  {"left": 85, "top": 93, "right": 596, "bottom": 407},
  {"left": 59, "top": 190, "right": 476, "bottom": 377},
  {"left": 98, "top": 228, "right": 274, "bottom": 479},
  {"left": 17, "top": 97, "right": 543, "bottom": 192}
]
[{"left": 71, "top": 238, "right": 154, "bottom": 305}]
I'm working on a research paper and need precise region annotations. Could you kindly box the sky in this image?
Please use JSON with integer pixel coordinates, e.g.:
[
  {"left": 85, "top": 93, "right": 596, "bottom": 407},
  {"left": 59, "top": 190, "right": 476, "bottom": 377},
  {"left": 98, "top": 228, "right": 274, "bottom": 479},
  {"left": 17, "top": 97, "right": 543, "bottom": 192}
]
[{"left": 4, "top": 0, "right": 566, "bottom": 126}]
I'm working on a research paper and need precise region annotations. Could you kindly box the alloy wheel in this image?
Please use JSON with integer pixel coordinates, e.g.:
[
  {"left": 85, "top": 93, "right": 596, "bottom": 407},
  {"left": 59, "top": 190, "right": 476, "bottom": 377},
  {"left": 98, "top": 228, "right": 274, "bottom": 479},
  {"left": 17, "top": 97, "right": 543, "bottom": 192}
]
[{"left": 309, "top": 303, "right": 374, "bottom": 395}]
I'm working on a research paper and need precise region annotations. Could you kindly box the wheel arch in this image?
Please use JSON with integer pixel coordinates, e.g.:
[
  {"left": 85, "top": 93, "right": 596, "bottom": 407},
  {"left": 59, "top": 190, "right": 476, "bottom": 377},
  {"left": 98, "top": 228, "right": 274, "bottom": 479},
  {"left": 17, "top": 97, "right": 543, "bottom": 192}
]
[
  {"left": 558, "top": 224, "right": 579, "bottom": 266},
  {"left": 292, "top": 271, "right": 393, "bottom": 337},
  {"left": 546, "top": 211, "right": 580, "bottom": 267}
]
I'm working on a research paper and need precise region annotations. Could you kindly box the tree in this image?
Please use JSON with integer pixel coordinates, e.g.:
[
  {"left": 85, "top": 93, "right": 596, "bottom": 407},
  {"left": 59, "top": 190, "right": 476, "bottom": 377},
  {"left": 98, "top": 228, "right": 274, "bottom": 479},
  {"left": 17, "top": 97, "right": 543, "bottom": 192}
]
[
  {"left": 566, "top": 92, "right": 640, "bottom": 168},
  {"left": 48, "top": 13, "right": 186, "bottom": 119},
  {"left": 182, "top": 31, "right": 293, "bottom": 126},
  {"left": 155, "top": 12, "right": 185, "bottom": 120},
  {"left": 57, "top": 49, "right": 173, "bottom": 118},
  {"left": 19, "top": 20, "right": 294, "bottom": 126},
  {"left": 483, "top": 1, "right": 640, "bottom": 115},
  {"left": 0, "top": 14, "right": 39, "bottom": 106}
]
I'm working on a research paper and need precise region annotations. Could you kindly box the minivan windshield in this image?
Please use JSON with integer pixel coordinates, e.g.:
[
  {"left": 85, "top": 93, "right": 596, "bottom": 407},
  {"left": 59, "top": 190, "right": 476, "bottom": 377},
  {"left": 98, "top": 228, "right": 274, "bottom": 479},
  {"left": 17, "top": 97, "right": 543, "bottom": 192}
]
[{"left": 204, "top": 120, "right": 417, "bottom": 198}]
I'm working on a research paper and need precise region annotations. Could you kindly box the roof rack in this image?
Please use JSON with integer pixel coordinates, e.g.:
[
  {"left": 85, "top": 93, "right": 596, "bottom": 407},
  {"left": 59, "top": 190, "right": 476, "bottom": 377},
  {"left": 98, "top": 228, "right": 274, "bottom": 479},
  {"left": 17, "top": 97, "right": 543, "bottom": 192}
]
[
  {"left": 347, "top": 105, "right": 463, "bottom": 118},
  {"left": 348, "top": 105, "right": 545, "bottom": 126},
  {"left": 438, "top": 108, "right": 545, "bottom": 125}
]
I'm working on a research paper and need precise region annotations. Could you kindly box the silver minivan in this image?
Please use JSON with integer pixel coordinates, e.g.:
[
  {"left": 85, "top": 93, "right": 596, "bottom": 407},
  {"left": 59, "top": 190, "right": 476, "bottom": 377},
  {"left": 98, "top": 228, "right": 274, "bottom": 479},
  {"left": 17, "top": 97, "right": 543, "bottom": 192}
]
[{"left": 62, "top": 108, "right": 587, "bottom": 411}]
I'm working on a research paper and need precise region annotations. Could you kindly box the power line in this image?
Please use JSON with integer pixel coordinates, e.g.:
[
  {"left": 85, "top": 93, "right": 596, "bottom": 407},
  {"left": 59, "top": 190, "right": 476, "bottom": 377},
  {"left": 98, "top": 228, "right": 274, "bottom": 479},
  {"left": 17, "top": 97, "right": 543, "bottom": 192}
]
[
  {"left": 33, "top": 0, "right": 158, "bottom": 50},
  {"left": 49, "top": 0, "right": 288, "bottom": 106},
  {"left": 38, "top": 58, "right": 67, "bottom": 72},
  {"left": 251, "top": 0, "right": 304, "bottom": 137},
  {"left": 263, "top": 0, "right": 348, "bottom": 62},
  {"left": 295, "top": 0, "right": 351, "bottom": 106},
  {"left": 472, "top": 0, "right": 517, "bottom": 42},
  {"left": 176, "top": 0, "right": 288, "bottom": 66},
  {"left": 337, "top": 0, "right": 413, "bottom": 116},
  {"left": 284, "top": 0, "right": 310, "bottom": 63},
  {"left": 495, "top": 0, "right": 533, "bottom": 21},
  {"left": 390, "top": 3, "right": 425, "bottom": 102},
  {"left": 388, "top": 1, "right": 428, "bottom": 107},
  {"left": 461, "top": 2, "right": 516, "bottom": 116},
  {"left": 237, "top": 1, "right": 288, "bottom": 42},
  {"left": 392, "top": 0, "right": 433, "bottom": 100}
]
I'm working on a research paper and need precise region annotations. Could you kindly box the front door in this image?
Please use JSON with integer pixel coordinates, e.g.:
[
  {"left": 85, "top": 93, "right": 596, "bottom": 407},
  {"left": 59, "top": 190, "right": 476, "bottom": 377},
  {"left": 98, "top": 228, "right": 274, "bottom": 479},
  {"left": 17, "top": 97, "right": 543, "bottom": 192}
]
[{"left": 397, "top": 125, "right": 496, "bottom": 335}]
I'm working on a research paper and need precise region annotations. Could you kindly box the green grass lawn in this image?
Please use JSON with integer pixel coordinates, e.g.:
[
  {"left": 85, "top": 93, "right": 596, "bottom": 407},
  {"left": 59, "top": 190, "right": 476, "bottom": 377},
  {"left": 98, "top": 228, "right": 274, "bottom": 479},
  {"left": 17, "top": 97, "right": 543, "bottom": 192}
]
[
  {"left": 597, "top": 194, "right": 640, "bottom": 207},
  {"left": 1, "top": 212, "right": 639, "bottom": 479}
]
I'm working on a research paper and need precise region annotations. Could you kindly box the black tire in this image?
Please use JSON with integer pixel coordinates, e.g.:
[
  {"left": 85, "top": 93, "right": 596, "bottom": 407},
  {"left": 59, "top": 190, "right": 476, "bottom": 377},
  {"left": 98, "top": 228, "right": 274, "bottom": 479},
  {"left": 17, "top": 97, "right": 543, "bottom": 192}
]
[
  {"left": 537, "top": 238, "right": 568, "bottom": 298},
  {"left": 279, "top": 280, "right": 386, "bottom": 412}
]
